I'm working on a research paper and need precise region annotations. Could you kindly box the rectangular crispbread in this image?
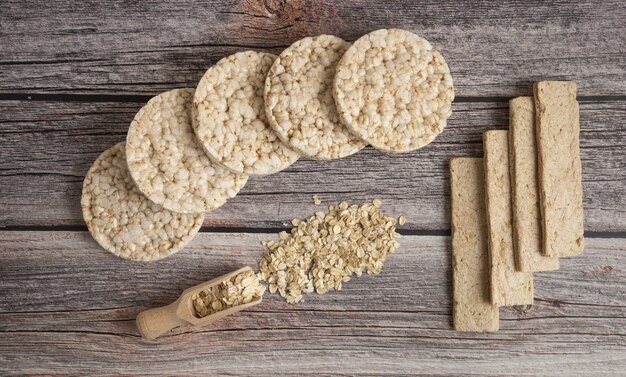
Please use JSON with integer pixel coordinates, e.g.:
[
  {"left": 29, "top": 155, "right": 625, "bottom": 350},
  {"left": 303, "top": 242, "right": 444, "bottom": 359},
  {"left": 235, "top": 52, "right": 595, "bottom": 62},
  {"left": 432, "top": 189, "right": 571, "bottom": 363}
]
[
  {"left": 509, "top": 97, "right": 560, "bottom": 272},
  {"left": 483, "top": 131, "right": 533, "bottom": 306},
  {"left": 450, "top": 158, "right": 499, "bottom": 332},
  {"left": 534, "top": 81, "right": 585, "bottom": 257}
]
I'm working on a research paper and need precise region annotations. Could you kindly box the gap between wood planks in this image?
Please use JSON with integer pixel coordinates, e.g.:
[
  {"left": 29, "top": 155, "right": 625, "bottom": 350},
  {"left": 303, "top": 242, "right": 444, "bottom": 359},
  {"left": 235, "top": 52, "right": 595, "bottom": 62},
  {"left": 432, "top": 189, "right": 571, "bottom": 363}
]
[
  {"left": 1, "top": 93, "right": 626, "bottom": 103},
  {"left": 1, "top": 92, "right": 623, "bottom": 237},
  {"left": 1, "top": 225, "right": 624, "bottom": 239}
]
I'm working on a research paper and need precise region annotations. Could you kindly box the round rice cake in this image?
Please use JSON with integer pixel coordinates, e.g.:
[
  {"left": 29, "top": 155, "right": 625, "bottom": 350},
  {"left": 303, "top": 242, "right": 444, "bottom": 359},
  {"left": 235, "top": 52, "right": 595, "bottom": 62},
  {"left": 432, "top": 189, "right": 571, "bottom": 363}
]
[
  {"left": 81, "top": 142, "right": 204, "bottom": 262},
  {"left": 333, "top": 29, "right": 454, "bottom": 153},
  {"left": 264, "top": 35, "right": 366, "bottom": 160},
  {"left": 193, "top": 51, "right": 300, "bottom": 175},
  {"left": 126, "top": 88, "right": 248, "bottom": 214}
]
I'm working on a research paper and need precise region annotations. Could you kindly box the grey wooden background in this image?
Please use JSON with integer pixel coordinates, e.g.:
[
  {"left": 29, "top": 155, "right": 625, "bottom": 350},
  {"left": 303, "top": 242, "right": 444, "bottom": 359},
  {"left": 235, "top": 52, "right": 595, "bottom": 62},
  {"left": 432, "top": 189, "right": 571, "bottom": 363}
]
[{"left": 1, "top": 0, "right": 625, "bottom": 375}]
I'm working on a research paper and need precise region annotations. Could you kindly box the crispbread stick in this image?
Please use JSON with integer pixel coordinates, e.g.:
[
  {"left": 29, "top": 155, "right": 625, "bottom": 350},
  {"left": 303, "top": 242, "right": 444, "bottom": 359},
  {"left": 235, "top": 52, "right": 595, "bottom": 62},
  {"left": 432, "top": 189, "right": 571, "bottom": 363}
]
[
  {"left": 483, "top": 131, "right": 533, "bottom": 306},
  {"left": 450, "top": 158, "right": 499, "bottom": 332},
  {"left": 509, "top": 97, "right": 559, "bottom": 271},
  {"left": 534, "top": 81, "right": 584, "bottom": 257}
]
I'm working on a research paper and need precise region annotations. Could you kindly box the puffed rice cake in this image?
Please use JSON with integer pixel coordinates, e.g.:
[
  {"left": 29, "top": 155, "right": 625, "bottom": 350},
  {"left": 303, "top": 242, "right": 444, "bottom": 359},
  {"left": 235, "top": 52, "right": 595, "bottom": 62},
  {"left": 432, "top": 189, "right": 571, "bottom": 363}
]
[
  {"left": 333, "top": 28, "right": 454, "bottom": 153},
  {"left": 126, "top": 88, "right": 248, "bottom": 214},
  {"left": 81, "top": 142, "right": 204, "bottom": 262},
  {"left": 264, "top": 35, "right": 367, "bottom": 160},
  {"left": 193, "top": 51, "right": 300, "bottom": 175}
]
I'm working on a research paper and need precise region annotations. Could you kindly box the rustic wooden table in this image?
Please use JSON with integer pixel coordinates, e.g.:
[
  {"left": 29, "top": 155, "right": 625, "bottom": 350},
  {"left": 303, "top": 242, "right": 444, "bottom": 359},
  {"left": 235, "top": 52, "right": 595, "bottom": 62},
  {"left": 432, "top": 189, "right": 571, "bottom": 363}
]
[{"left": 1, "top": 1, "right": 625, "bottom": 375}]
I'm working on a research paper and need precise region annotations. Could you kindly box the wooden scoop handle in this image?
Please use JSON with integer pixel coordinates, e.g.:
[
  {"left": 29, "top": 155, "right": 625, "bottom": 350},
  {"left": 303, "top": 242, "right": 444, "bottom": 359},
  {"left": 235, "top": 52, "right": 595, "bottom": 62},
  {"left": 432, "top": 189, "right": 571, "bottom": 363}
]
[{"left": 136, "top": 298, "right": 187, "bottom": 340}]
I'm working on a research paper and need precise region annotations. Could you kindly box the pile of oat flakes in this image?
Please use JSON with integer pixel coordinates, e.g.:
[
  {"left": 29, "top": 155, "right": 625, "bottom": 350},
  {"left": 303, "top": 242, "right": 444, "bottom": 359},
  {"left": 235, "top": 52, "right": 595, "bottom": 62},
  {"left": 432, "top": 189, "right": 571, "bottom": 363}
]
[{"left": 259, "top": 199, "right": 403, "bottom": 303}]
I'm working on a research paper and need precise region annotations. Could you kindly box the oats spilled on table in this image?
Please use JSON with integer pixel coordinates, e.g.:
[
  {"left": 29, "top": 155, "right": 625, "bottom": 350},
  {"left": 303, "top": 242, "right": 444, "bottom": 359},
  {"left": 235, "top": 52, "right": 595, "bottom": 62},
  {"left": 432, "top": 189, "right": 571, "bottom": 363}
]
[
  {"left": 258, "top": 200, "right": 404, "bottom": 303},
  {"left": 398, "top": 215, "right": 407, "bottom": 226},
  {"left": 192, "top": 270, "right": 265, "bottom": 318}
]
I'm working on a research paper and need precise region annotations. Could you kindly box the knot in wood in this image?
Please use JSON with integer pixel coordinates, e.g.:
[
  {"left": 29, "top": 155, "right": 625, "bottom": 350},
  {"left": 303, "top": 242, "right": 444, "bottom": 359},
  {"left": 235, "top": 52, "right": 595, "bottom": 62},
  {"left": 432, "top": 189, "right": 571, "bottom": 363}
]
[{"left": 263, "top": 0, "right": 286, "bottom": 17}]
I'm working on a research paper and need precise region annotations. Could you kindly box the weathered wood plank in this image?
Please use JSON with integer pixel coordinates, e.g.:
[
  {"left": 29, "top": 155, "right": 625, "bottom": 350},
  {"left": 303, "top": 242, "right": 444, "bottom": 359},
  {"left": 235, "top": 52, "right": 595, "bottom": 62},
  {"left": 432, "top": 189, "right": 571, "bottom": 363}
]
[
  {"left": 0, "top": 231, "right": 624, "bottom": 375},
  {"left": 1, "top": 100, "right": 624, "bottom": 231},
  {"left": 0, "top": 0, "right": 625, "bottom": 96}
]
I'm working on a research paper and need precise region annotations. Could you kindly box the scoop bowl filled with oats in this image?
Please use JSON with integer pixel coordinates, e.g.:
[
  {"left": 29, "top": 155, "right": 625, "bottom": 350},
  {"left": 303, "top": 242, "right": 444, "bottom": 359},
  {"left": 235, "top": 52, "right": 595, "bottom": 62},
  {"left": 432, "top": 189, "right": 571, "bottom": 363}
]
[{"left": 136, "top": 267, "right": 265, "bottom": 340}]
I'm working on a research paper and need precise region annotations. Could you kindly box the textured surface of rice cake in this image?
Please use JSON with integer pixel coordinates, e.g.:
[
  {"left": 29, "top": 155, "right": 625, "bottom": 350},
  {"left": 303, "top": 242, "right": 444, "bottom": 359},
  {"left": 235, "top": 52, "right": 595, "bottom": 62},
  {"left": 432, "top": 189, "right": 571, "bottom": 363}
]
[
  {"left": 450, "top": 158, "right": 499, "bottom": 332},
  {"left": 509, "top": 97, "right": 559, "bottom": 272},
  {"left": 81, "top": 142, "right": 204, "bottom": 262},
  {"left": 264, "top": 35, "right": 366, "bottom": 160},
  {"left": 333, "top": 28, "right": 454, "bottom": 153},
  {"left": 534, "top": 81, "right": 584, "bottom": 257},
  {"left": 126, "top": 88, "right": 248, "bottom": 214},
  {"left": 483, "top": 131, "right": 533, "bottom": 306},
  {"left": 194, "top": 51, "right": 300, "bottom": 175}
]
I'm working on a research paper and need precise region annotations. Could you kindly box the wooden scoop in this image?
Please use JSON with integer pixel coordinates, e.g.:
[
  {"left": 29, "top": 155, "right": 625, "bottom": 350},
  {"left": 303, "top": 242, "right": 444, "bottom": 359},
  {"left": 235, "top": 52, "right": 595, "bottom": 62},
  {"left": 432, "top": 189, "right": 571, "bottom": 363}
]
[{"left": 136, "top": 266, "right": 262, "bottom": 340}]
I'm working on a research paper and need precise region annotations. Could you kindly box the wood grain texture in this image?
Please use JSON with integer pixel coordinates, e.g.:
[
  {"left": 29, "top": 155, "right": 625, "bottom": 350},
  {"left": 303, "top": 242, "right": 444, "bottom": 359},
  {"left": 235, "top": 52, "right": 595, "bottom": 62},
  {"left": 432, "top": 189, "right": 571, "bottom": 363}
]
[
  {"left": 1, "top": 100, "right": 624, "bottom": 231},
  {"left": 1, "top": 2, "right": 624, "bottom": 375},
  {"left": 0, "top": 231, "right": 624, "bottom": 375},
  {"left": 0, "top": 0, "right": 625, "bottom": 96}
]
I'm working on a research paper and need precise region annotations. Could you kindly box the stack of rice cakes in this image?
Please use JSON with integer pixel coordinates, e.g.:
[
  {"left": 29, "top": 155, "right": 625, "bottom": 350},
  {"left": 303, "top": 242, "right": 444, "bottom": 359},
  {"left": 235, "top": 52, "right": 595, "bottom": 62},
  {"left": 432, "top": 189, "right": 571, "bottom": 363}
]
[{"left": 82, "top": 29, "right": 455, "bottom": 261}]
